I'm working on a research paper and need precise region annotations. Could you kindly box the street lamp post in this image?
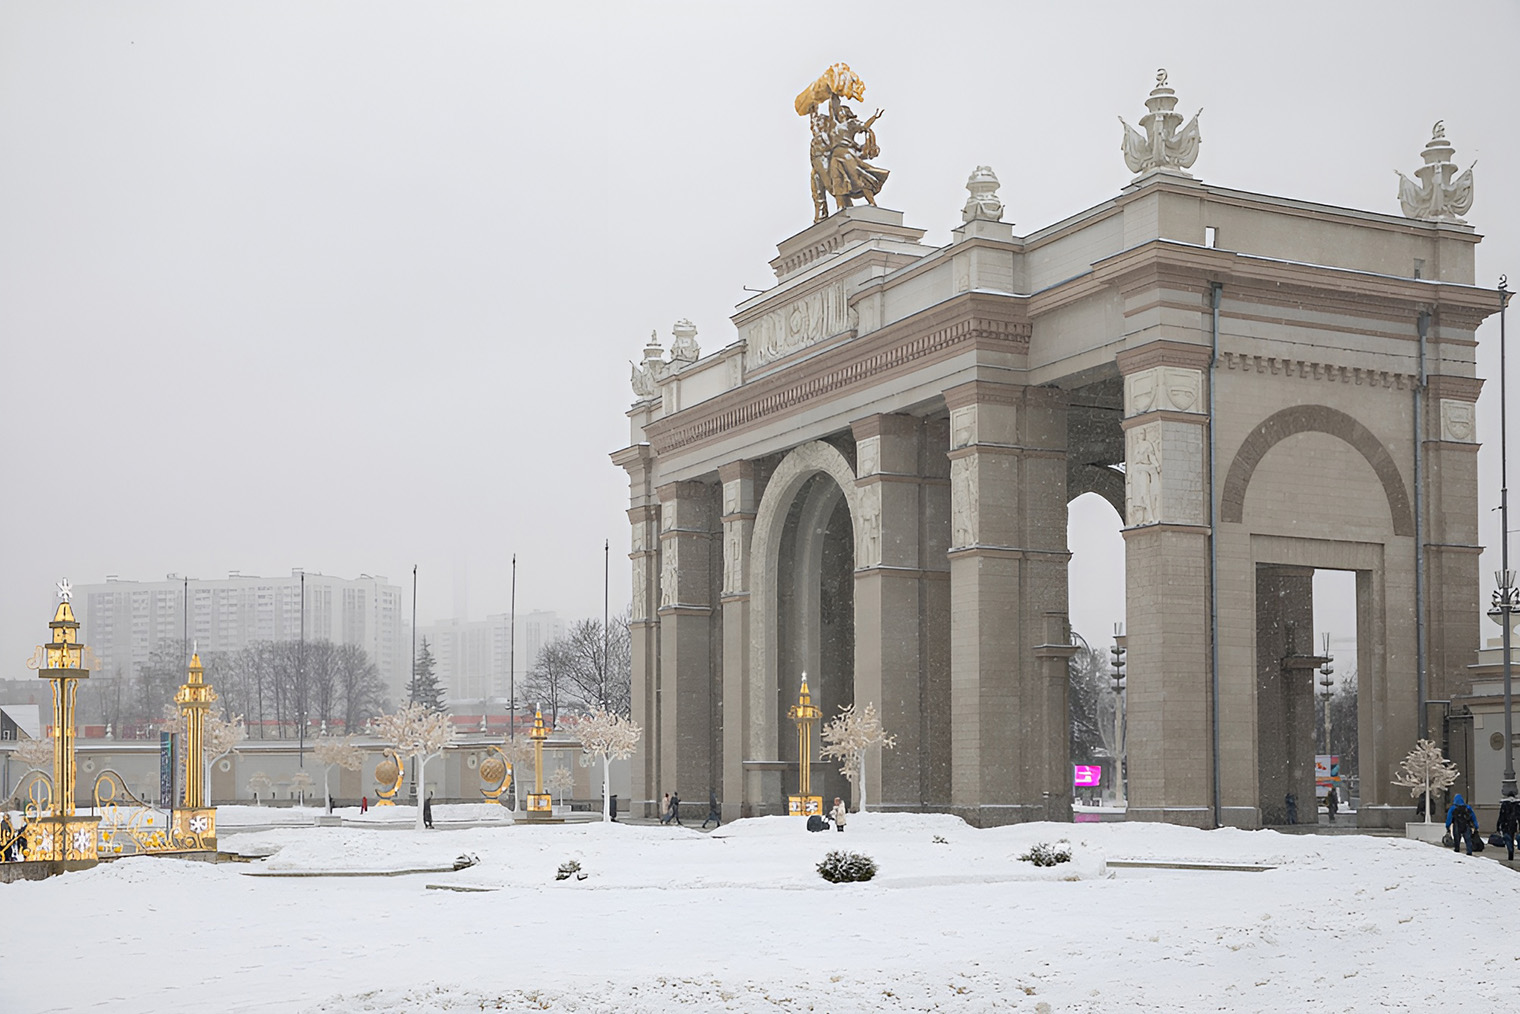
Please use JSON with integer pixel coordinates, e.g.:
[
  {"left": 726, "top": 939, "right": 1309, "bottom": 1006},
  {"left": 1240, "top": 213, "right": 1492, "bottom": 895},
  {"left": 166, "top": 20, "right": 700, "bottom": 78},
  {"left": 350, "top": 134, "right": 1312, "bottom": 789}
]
[
  {"left": 1318, "top": 632, "right": 1335, "bottom": 755},
  {"left": 1494, "top": 277, "right": 1517, "bottom": 802},
  {"left": 1111, "top": 622, "right": 1127, "bottom": 808}
]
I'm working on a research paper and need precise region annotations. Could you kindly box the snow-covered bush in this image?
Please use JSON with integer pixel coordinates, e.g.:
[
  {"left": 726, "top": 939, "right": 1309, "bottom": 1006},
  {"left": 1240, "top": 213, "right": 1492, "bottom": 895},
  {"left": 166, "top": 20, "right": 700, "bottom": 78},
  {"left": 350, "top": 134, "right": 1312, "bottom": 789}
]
[
  {"left": 1018, "top": 841, "right": 1073, "bottom": 867},
  {"left": 932, "top": 835, "right": 949, "bottom": 845},
  {"left": 817, "top": 850, "right": 878, "bottom": 883}
]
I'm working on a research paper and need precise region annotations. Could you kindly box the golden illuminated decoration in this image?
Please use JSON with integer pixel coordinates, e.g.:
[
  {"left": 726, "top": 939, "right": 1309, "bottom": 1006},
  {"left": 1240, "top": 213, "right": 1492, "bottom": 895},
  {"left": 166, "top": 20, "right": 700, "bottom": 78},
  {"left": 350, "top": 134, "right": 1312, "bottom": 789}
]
[
  {"left": 171, "top": 650, "right": 219, "bottom": 848},
  {"left": 374, "top": 749, "right": 404, "bottom": 805},
  {"left": 94, "top": 772, "right": 214, "bottom": 855},
  {"left": 786, "top": 674, "right": 824, "bottom": 817},
  {"left": 478, "top": 746, "right": 510, "bottom": 803},
  {"left": 526, "top": 708, "right": 553, "bottom": 816},
  {"left": 20, "top": 581, "right": 101, "bottom": 867},
  {"left": 796, "top": 62, "right": 888, "bottom": 222}
]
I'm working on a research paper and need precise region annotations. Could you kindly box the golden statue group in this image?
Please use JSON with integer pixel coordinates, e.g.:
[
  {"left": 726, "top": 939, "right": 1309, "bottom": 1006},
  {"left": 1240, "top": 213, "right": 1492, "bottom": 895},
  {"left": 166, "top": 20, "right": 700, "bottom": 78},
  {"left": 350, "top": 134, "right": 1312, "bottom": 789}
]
[{"left": 796, "top": 63, "right": 889, "bottom": 222}]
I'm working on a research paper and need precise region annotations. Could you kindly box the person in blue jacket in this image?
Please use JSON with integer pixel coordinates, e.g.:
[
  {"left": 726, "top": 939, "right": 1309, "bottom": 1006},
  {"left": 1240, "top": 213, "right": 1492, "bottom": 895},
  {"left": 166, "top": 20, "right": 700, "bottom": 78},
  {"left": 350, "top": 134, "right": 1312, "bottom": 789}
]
[{"left": 1445, "top": 793, "right": 1480, "bottom": 855}]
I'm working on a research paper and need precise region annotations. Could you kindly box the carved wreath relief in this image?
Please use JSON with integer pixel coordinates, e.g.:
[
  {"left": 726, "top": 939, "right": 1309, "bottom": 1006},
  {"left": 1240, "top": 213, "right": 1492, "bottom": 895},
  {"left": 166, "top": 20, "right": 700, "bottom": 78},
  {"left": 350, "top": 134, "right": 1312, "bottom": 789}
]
[
  {"left": 1126, "top": 366, "right": 1202, "bottom": 416},
  {"left": 747, "top": 281, "right": 856, "bottom": 367}
]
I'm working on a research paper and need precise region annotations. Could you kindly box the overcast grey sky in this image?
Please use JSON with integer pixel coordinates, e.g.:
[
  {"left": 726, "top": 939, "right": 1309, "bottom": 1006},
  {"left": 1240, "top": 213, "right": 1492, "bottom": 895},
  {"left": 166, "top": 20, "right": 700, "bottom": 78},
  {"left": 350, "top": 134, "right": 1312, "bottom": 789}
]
[{"left": 2, "top": 2, "right": 1515, "bottom": 667}]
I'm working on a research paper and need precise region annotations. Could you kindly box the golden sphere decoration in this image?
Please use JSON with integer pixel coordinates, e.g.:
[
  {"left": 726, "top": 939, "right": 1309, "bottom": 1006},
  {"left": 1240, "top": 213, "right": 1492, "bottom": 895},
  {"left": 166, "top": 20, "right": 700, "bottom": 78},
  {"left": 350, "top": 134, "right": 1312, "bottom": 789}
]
[
  {"left": 375, "top": 758, "right": 399, "bottom": 786},
  {"left": 479, "top": 756, "right": 506, "bottom": 784}
]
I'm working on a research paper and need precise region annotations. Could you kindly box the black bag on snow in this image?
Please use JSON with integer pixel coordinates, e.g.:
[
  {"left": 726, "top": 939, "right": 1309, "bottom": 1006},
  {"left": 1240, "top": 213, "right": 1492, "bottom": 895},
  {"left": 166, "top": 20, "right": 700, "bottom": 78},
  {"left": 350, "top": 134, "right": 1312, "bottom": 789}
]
[
  {"left": 806, "top": 814, "right": 827, "bottom": 832},
  {"left": 1489, "top": 832, "right": 1506, "bottom": 848}
]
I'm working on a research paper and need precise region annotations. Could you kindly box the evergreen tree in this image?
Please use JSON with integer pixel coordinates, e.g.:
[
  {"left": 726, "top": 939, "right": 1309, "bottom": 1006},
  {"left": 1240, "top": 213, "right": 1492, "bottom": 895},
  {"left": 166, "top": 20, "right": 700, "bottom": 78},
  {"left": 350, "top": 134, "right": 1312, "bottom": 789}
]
[{"left": 407, "top": 637, "right": 446, "bottom": 712}]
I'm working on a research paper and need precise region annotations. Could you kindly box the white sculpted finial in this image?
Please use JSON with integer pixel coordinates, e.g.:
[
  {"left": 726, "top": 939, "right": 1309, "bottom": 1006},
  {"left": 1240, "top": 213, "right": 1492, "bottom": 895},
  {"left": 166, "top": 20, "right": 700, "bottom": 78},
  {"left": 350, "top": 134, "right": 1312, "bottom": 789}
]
[
  {"left": 57, "top": 578, "right": 72, "bottom": 602},
  {"left": 1119, "top": 69, "right": 1202, "bottom": 177},
  {"left": 630, "top": 330, "right": 671, "bottom": 401},
  {"left": 669, "top": 319, "right": 701, "bottom": 364},
  {"left": 961, "top": 165, "right": 1005, "bottom": 223},
  {"left": 1397, "top": 121, "right": 1474, "bottom": 223}
]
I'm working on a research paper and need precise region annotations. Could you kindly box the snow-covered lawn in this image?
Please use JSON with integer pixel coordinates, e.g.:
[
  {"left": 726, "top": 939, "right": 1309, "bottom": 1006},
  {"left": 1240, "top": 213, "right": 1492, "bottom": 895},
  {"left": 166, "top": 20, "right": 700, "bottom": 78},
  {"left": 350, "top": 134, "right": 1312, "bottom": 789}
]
[{"left": 5, "top": 813, "right": 1517, "bottom": 1012}]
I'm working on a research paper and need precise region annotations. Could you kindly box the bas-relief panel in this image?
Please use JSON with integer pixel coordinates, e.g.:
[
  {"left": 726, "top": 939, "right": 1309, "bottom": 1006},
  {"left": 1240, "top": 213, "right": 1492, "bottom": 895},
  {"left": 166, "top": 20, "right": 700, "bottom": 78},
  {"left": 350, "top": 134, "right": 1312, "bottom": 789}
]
[
  {"left": 856, "top": 436, "right": 881, "bottom": 477},
  {"left": 856, "top": 483, "right": 882, "bottom": 567},
  {"left": 723, "top": 522, "right": 751, "bottom": 595},
  {"left": 1440, "top": 398, "right": 1476, "bottom": 442},
  {"left": 1125, "top": 366, "right": 1203, "bottom": 417},
  {"left": 631, "top": 558, "right": 648, "bottom": 621},
  {"left": 1125, "top": 422, "right": 1162, "bottom": 525},
  {"left": 659, "top": 547, "right": 677, "bottom": 608},
  {"left": 746, "top": 281, "right": 855, "bottom": 367},
  {"left": 950, "top": 407, "right": 977, "bottom": 450},
  {"left": 950, "top": 457, "right": 979, "bottom": 547}
]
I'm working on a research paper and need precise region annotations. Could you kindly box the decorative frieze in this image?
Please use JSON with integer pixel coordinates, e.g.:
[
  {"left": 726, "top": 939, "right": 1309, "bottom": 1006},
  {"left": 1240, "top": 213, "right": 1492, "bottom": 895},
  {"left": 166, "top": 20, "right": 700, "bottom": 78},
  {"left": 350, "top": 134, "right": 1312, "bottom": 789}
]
[
  {"left": 745, "top": 280, "right": 856, "bottom": 368},
  {"left": 1125, "top": 420, "right": 1205, "bottom": 527},
  {"left": 1220, "top": 351, "right": 1416, "bottom": 389}
]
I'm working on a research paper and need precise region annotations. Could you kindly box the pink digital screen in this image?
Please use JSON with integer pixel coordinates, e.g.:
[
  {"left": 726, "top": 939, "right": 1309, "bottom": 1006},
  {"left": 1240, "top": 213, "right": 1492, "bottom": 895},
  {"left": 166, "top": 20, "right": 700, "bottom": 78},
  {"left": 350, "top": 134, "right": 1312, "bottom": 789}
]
[{"left": 1073, "top": 765, "right": 1102, "bottom": 787}]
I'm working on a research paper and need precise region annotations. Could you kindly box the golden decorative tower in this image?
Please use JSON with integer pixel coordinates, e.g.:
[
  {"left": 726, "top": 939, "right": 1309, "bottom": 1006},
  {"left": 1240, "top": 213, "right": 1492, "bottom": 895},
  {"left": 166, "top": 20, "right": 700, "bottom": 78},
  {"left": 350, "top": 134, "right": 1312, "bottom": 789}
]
[
  {"left": 787, "top": 673, "right": 823, "bottom": 817},
  {"left": 23, "top": 580, "right": 101, "bottom": 866},
  {"left": 525, "top": 707, "right": 554, "bottom": 816},
  {"left": 172, "top": 651, "right": 219, "bottom": 848}
]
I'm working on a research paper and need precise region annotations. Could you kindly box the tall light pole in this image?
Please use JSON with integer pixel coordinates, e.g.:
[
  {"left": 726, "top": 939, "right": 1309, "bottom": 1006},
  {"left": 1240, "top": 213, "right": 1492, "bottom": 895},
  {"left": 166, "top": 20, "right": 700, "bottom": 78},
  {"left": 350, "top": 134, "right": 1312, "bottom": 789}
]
[
  {"left": 508, "top": 554, "right": 516, "bottom": 741},
  {"left": 298, "top": 570, "right": 306, "bottom": 767},
  {"left": 1318, "top": 632, "right": 1335, "bottom": 755},
  {"left": 603, "top": 538, "right": 610, "bottom": 712},
  {"left": 1491, "top": 276, "right": 1516, "bottom": 801},
  {"left": 1111, "top": 621, "right": 1127, "bottom": 808}
]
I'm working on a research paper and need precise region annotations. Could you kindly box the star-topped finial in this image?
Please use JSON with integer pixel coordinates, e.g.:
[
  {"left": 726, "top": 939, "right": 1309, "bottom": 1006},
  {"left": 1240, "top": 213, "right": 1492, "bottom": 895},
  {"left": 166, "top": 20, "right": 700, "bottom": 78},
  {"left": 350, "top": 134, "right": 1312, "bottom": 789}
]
[{"left": 57, "top": 578, "right": 72, "bottom": 602}]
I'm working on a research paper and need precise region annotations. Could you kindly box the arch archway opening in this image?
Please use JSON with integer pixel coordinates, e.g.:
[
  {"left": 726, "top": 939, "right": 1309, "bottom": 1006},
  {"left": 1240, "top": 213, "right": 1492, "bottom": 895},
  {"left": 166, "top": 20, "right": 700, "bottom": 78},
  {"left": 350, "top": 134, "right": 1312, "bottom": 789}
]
[{"left": 1067, "top": 489, "right": 1127, "bottom": 809}]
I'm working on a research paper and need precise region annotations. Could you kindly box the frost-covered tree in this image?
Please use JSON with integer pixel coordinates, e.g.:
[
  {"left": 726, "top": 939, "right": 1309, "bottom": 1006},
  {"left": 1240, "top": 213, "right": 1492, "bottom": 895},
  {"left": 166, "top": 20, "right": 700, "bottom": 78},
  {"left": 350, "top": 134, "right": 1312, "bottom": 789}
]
[
  {"left": 565, "top": 709, "right": 641, "bottom": 821},
  {"left": 202, "top": 713, "right": 246, "bottom": 804},
  {"left": 313, "top": 735, "right": 364, "bottom": 809},
  {"left": 407, "top": 638, "right": 446, "bottom": 713},
  {"left": 820, "top": 702, "right": 896, "bottom": 811},
  {"left": 289, "top": 770, "right": 316, "bottom": 805},
  {"left": 500, "top": 735, "right": 538, "bottom": 814},
  {"left": 547, "top": 765, "right": 574, "bottom": 806},
  {"left": 1391, "top": 738, "right": 1459, "bottom": 823},
  {"left": 12, "top": 736, "right": 53, "bottom": 772},
  {"left": 374, "top": 702, "right": 457, "bottom": 830},
  {"left": 247, "top": 771, "right": 273, "bottom": 804}
]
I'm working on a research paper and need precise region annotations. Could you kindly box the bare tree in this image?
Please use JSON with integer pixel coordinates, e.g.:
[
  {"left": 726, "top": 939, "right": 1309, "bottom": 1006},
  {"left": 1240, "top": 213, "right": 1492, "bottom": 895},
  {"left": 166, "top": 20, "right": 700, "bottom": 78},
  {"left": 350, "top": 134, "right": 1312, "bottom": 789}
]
[
  {"left": 532, "top": 612, "right": 633, "bottom": 718},
  {"left": 564, "top": 708, "right": 641, "bottom": 821},
  {"left": 374, "top": 702, "right": 457, "bottom": 830},
  {"left": 334, "top": 643, "right": 385, "bottom": 733},
  {"left": 819, "top": 702, "right": 896, "bottom": 811},
  {"left": 1392, "top": 738, "right": 1459, "bottom": 823},
  {"left": 289, "top": 770, "right": 316, "bottom": 805},
  {"left": 547, "top": 765, "right": 574, "bottom": 806},
  {"left": 248, "top": 771, "right": 273, "bottom": 804},
  {"left": 313, "top": 735, "right": 365, "bottom": 809},
  {"left": 500, "top": 735, "right": 538, "bottom": 815}
]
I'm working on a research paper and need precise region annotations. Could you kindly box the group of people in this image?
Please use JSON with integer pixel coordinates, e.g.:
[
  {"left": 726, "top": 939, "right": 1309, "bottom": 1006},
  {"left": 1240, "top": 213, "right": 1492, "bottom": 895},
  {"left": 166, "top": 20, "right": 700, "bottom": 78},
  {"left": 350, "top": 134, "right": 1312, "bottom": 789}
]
[
  {"left": 1446, "top": 793, "right": 1520, "bottom": 860},
  {"left": 1, "top": 814, "right": 25, "bottom": 862}
]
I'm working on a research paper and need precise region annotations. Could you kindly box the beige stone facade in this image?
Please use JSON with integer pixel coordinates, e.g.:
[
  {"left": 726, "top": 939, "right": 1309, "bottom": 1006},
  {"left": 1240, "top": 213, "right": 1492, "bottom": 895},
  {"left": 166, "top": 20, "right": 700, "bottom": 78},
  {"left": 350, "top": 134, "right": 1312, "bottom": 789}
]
[{"left": 613, "top": 170, "right": 1499, "bottom": 829}]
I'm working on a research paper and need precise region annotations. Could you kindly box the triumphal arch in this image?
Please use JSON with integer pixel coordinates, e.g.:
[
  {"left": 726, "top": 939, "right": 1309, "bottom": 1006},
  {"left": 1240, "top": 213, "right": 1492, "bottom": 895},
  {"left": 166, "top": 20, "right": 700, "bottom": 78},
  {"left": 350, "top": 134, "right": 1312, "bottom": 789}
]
[{"left": 612, "top": 65, "right": 1499, "bottom": 828}]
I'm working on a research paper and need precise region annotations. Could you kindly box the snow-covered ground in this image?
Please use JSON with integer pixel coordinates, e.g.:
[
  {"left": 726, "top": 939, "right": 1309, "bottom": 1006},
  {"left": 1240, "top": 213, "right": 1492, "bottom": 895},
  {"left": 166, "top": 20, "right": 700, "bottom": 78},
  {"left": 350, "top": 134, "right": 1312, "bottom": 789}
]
[{"left": 5, "top": 812, "right": 1517, "bottom": 1013}]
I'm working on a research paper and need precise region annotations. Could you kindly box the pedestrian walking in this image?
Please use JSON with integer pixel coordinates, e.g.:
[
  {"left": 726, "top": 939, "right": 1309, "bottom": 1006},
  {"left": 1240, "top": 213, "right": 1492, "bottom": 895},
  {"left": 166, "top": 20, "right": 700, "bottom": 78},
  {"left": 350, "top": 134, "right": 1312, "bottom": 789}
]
[
  {"left": 829, "top": 797, "right": 848, "bottom": 832},
  {"left": 658, "top": 792, "right": 672, "bottom": 824},
  {"left": 1496, "top": 795, "right": 1520, "bottom": 862},
  {"left": 423, "top": 793, "right": 435, "bottom": 829},
  {"left": 701, "top": 789, "right": 721, "bottom": 829},
  {"left": 1446, "top": 793, "right": 1480, "bottom": 855},
  {"left": 361, "top": 795, "right": 368, "bottom": 814},
  {"left": 1325, "top": 789, "right": 1339, "bottom": 823},
  {"left": 669, "top": 790, "right": 683, "bottom": 825},
  {"left": 1284, "top": 792, "right": 1298, "bottom": 825}
]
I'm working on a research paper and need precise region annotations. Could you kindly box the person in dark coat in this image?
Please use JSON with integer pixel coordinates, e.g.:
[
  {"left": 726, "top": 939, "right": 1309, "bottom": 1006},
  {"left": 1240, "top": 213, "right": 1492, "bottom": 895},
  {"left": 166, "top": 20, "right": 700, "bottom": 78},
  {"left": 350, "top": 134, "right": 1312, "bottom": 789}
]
[
  {"left": 701, "top": 789, "right": 721, "bottom": 829},
  {"left": 669, "top": 791, "right": 682, "bottom": 825},
  {"left": 1325, "top": 789, "right": 1339, "bottom": 823},
  {"left": 1446, "top": 793, "right": 1479, "bottom": 855},
  {"left": 423, "top": 793, "right": 434, "bottom": 829},
  {"left": 1284, "top": 792, "right": 1298, "bottom": 825},
  {"left": 1496, "top": 795, "right": 1520, "bottom": 862}
]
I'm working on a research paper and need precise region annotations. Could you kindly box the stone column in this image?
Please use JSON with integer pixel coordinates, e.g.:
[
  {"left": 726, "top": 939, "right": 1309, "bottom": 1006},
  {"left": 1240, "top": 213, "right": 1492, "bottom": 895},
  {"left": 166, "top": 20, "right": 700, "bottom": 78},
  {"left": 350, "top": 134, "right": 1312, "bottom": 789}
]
[
  {"left": 1425, "top": 376, "right": 1483, "bottom": 705},
  {"left": 718, "top": 460, "right": 759, "bottom": 820},
  {"left": 1119, "top": 343, "right": 1214, "bottom": 827},
  {"left": 612, "top": 445, "right": 660, "bottom": 816},
  {"left": 656, "top": 480, "right": 717, "bottom": 814},
  {"left": 945, "top": 381, "right": 1072, "bottom": 826},
  {"left": 852, "top": 413, "right": 923, "bottom": 810}
]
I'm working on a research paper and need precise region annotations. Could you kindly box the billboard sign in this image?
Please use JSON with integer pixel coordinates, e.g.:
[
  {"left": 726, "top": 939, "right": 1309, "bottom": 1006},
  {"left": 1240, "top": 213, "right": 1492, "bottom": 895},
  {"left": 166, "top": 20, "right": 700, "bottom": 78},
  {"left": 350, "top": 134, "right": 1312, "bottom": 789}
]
[
  {"left": 159, "top": 732, "right": 177, "bottom": 808},
  {"left": 1315, "top": 754, "right": 1341, "bottom": 789}
]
